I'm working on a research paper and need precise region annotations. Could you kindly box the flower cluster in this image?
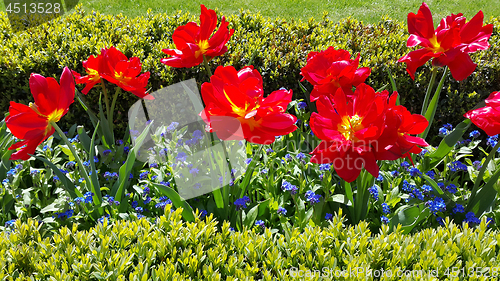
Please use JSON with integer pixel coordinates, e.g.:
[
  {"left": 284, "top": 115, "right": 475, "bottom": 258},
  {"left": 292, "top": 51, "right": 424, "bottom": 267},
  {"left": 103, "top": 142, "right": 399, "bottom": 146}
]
[
  {"left": 308, "top": 83, "right": 428, "bottom": 182},
  {"left": 72, "top": 46, "right": 151, "bottom": 99}
]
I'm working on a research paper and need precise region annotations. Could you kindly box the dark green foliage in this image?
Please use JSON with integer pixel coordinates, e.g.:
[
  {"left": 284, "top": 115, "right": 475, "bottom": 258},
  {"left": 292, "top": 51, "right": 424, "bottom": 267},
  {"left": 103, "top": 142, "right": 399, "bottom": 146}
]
[
  {"left": 1, "top": 207, "right": 499, "bottom": 280},
  {"left": 0, "top": 8, "right": 499, "bottom": 143}
]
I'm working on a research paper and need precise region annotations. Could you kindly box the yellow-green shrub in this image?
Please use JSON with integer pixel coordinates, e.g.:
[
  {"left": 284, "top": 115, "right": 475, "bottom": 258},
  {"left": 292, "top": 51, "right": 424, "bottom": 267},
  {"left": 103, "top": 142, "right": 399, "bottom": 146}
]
[{"left": 1, "top": 206, "right": 500, "bottom": 280}]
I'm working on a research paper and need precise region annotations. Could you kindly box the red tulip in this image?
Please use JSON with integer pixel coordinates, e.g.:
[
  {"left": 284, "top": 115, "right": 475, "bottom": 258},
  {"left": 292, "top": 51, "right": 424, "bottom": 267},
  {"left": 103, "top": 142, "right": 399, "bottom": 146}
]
[
  {"left": 309, "top": 84, "right": 388, "bottom": 182},
  {"left": 73, "top": 46, "right": 152, "bottom": 99},
  {"left": 161, "top": 5, "right": 234, "bottom": 68},
  {"left": 6, "top": 67, "right": 75, "bottom": 160},
  {"left": 300, "top": 48, "right": 370, "bottom": 102},
  {"left": 200, "top": 65, "right": 297, "bottom": 145},
  {"left": 398, "top": 2, "right": 493, "bottom": 81},
  {"left": 375, "top": 93, "right": 429, "bottom": 161},
  {"left": 464, "top": 91, "right": 500, "bottom": 136}
]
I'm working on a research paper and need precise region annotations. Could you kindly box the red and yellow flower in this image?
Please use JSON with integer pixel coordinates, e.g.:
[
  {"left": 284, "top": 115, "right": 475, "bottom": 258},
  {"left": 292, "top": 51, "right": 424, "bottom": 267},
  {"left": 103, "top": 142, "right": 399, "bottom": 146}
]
[
  {"left": 310, "top": 84, "right": 428, "bottom": 182},
  {"left": 464, "top": 91, "right": 500, "bottom": 136},
  {"left": 6, "top": 67, "right": 75, "bottom": 160},
  {"left": 398, "top": 2, "right": 493, "bottom": 81},
  {"left": 200, "top": 65, "right": 297, "bottom": 145},
  {"left": 300, "top": 48, "right": 370, "bottom": 102},
  {"left": 72, "top": 46, "right": 152, "bottom": 99},
  {"left": 309, "top": 84, "right": 387, "bottom": 182},
  {"left": 161, "top": 5, "right": 234, "bottom": 68}
]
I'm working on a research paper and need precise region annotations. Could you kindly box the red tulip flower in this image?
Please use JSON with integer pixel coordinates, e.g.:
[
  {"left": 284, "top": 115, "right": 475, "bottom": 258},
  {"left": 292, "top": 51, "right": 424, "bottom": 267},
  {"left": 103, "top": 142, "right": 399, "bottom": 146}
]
[
  {"left": 200, "top": 65, "right": 297, "bottom": 145},
  {"left": 73, "top": 46, "right": 152, "bottom": 99},
  {"left": 375, "top": 93, "right": 429, "bottom": 162},
  {"left": 464, "top": 91, "right": 500, "bottom": 136},
  {"left": 6, "top": 67, "right": 75, "bottom": 160},
  {"left": 398, "top": 2, "right": 493, "bottom": 81},
  {"left": 310, "top": 84, "right": 388, "bottom": 182},
  {"left": 161, "top": 5, "right": 234, "bottom": 68},
  {"left": 301, "top": 48, "right": 371, "bottom": 102}
]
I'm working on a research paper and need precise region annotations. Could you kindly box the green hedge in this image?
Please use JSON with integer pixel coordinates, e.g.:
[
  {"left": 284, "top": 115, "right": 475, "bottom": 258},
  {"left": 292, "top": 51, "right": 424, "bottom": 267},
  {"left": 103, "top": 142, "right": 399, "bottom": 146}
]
[
  {"left": 1, "top": 7, "right": 499, "bottom": 142},
  {"left": 1, "top": 206, "right": 499, "bottom": 280}
]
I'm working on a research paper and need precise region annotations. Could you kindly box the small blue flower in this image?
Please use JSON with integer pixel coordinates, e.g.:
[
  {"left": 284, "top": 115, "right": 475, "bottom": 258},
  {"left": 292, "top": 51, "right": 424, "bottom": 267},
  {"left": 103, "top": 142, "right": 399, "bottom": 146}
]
[
  {"left": 486, "top": 217, "right": 494, "bottom": 227},
  {"left": 427, "top": 197, "right": 446, "bottom": 213},
  {"left": 390, "top": 170, "right": 399, "bottom": 177},
  {"left": 486, "top": 135, "right": 498, "bottom": 147},
  {"left": 255, "top": 220, "right": 265, "bottom": 228},
  {"left": 281, "top": 180, "right": 298, "bottom": 195},
  {"left": 368, "top": 185, "right": 379, "bottom": 201},
  {"left": 400, "top": 161, "right": 410, "bottom": 169},
  {"left": 381, "top": 203, "right": 390, "bottom": 214},
  {"left": 445, "top": 184, "right": 457, "bottom": 194},
  {"left": 199, "top": 210, "right": 208, "bottom": 219},
  {"left": 66, "top": 161, "right": 76, "bottom": 169},
  {"left": 319, "top": 164, "right": 331, "bottom": 171},
  {"left": 469, "top": 130, "right": 480, "bottom": 138},
  {"left": 74, "top": 197, "right": 84, "bottom": 205},
  {"left": 418, "top": 149, "right": 428, "bottom": 157},
  {"left": 443, "top": 123, "right": 453, "bottom": 131},
  {"left": 116, "top": 139, "right": 124, "bottom": 145},
  {"left": 98, "top": 214, "right": 110, "bottom": 224},
  {"left": 409, "top": 168, "right": 422, "bottom": 177},
  {"left": 284, "top": 154, "right": 292, "bottom": 161},
  {"left": 30, "top": 169, "right": 39, "bottom": 176},
  {"left": 83, "top": 161, "right": 90, "bottom": 167},
  {"left": 376, "top": 174, "right": 384, "bottom": 182},
  {"left": 439, "top": 127, "right": 450, "bottom": 136},
  {"left": 425, "top": 170, "right": 436, "bottom": 179},
  {"left": 401, "top": 180, "right": 415, "bottom": 193},
  {"left": 103, "top": 149, "right": 112, "bottom": 156},
  {"left": 131, "top": 201, "right": 138, "bottom": 208},
  {"left": 325, "top": 213, "right": 333, "bottom": 221},
  {"left": 53, "top": 175, "right": 60, "bottom": 182},
  {"left": 421, "top": 184, "right": 432, "bottom": 193},
  {"left": 381, "top": 216, "right": 390, "bottom": 224},
  {"left": 266, "top": 148, "right": 274, "bottom": 153},
  {"left": 234, "top": 196, "right": 251, "bottom": 210},
  {"left": 167, "top": 122, "right": 179, "bottom": 132},
  {"left": 176, "top": 152, "right": 187, "bottom": 162},
  {"left": 277, "top": 207, "right": 287, "bottom": 215},
  {"left": 5, "top": 219, "right": 16, "bottom": 228},
  {"left": 143, "top": 196, "right": 152, "bottom": 204},
  {"left": 244, "top": 158, "right": 252, "bottom": 165},
  {"left": 139, "top": 171, "right": 150, "bottom": 180},
  {"left": 472, "top": 160, "right": 482, "bottom": 170},
  {"left": 150, "top": 163, "right": 158, "bottom": 168},
  {"left": 297, "top": 101, "right": 307, "bottom": 110},
  {"left": 189, "top": 168, "right": 199, "bottom": 176},
  {"left": 296, "top": 153, "right": 306, "bottom": 160},
  {"left": 436, "top": 217, "right": 445, "bottom": 226},
  {"left": 305, "top": 190, "right": 321, "bottom": 204},
  {"left": 135, "top": 207, "right": 144, "bottom": 213},
  {"left": 452, "top": 204, "right": 465, "bottom": 214},
  {"left": 464, "top": 212, "right": 481, "bottom": 225},
  {"left": 261, "top": 169, "right": 268, "bottom": 174},
  {"left": 192, "top": 130, "right": 203, "bottom": 140},
  {"left": 124, "top": 146, "right": 130, "bottom": 153},
  {"left": 143, "top": 186, "right": 150, "bottom": 194},
  {"left": 412, "top": 188, "right": 425, "bottom": 201},
  {"left": 160, "top": 181, "right": 170, "bottom": 187},
  {"left": 448, "top": 161, "right": 467, "bottom": 172}
]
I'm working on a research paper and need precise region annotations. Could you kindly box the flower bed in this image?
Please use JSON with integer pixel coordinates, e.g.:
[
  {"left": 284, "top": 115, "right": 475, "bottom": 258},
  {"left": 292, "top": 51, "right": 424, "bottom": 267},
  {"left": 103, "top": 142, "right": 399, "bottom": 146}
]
[{"left": 0, "top": 2, "right": 500, "bottom": 278}]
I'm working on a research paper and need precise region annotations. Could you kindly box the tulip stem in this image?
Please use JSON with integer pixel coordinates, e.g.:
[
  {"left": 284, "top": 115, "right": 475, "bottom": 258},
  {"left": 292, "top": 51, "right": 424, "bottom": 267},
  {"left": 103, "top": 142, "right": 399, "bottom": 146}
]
[
  {"left": 100, "top": 81, "right": 111, "bottom": 123},
  {"left": 467, "top": 139, "right": 500, "bottom": 207},
  {"left": 50, "top": 121, "right": 99, "bottom": 206},
  {"left": 203, "top": 55, "right": 213, "bottom": 78},
  {"left": 421, "top": 67, "right": 438, "bottom": 115}
]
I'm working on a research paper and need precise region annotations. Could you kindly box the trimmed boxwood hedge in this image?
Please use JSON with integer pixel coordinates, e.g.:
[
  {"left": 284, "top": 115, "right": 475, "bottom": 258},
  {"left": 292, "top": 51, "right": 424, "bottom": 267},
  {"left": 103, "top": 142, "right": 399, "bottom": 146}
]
[
  {"left": 1, "top": 206, "right": 499, "bottom": 280},
  {"left": 0, "top": 7, "right": 499, "bottom": 143}
]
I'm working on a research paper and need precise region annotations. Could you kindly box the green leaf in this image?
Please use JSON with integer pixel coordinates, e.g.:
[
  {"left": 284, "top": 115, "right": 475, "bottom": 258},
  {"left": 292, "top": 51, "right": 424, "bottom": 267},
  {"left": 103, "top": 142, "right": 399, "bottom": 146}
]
[
  {"left": 152, "top": 183, "right": 195, "bottom": 222},
  {"left": 428, "top": 119, "right": 471, "bottom": 168},
  {"left": 88, "top": 122, "right": 103, "bottom": 214},
  {"left": 389, "top": 204, "right": 431, "bottom": 234},
  {"left": 77, "top": 126, "right": 92, "bottom": 154},
  {"left": 243, "top": 204, "right": 259, "bottom": 228},
  {"left": 34, "top": 156, "right": 78, "bottom": 199},
  {"left": 114, "top": 122, "right": 153, "bottom": 205},
  {"left": 467, "top": 168, "right": 500, "bottom": 217}
]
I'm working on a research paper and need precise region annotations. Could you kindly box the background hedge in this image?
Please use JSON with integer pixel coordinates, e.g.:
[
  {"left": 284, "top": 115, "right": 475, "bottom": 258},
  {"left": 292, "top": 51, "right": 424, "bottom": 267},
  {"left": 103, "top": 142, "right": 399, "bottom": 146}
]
[
  {"left": 1, "top": 207, "right": 499, "bottom": 280},
  {"left": 0, "top": 7, "right": 499, "bottom": 144}
]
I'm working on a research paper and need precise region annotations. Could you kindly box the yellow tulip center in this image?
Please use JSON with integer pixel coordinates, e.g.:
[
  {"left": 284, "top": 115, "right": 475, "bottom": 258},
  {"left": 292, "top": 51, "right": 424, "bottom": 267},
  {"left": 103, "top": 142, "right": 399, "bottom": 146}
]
[
  {"left": 429, "top": 35, "right": 446, "bottom": 53},
  {"left": 339, "top": 114, "right": 363, "bottom": 141},
  {"left": 195, "top": 40, "right": 210, "bottom": 58}
]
